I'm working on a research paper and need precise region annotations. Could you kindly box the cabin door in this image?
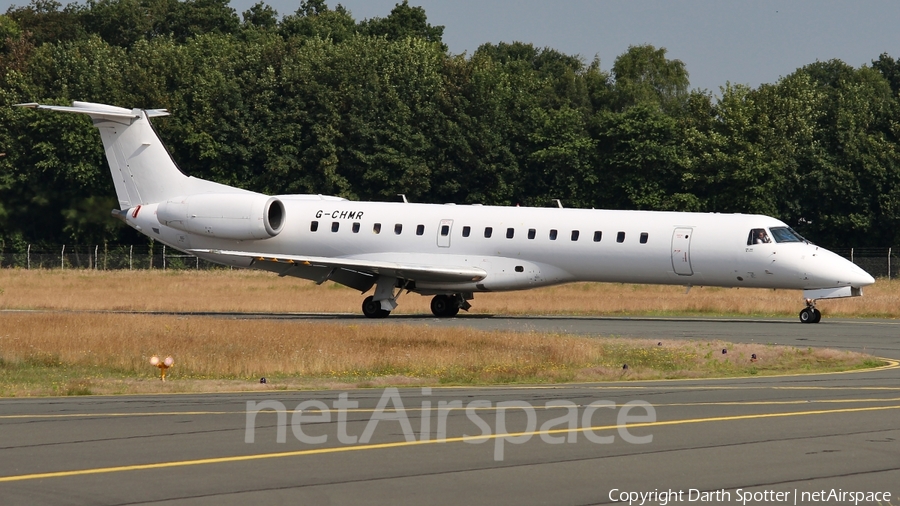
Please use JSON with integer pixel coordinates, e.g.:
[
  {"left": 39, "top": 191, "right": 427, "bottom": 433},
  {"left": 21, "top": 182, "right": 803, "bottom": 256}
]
[
  {"left": 671, "top": 228, "right": 694, "bottom": 276},
  {"left": 437, "top": 219, "right": 453, "bottom": 248}
]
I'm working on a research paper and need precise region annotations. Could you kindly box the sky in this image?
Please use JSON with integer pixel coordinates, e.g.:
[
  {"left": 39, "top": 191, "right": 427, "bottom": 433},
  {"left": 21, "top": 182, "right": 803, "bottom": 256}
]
[{"left": 2, "top": 0, "right": 898, "bottom": 93}]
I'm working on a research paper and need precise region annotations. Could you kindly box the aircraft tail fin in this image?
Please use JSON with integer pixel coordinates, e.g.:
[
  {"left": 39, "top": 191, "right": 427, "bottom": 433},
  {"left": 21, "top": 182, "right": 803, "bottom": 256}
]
[{"left": 16, "top": 101, "right": 245, "bottom": 209}]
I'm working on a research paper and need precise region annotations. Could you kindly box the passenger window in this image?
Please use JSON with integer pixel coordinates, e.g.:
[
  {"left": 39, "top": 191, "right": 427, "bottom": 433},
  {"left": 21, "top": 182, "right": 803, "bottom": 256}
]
[
  {"left": 617, "top": 232, "right": 625, "bottom": 243},
  {"left": 416, "top": 224, "right": 425, "bottom": 236},
  {"left": 593, "top": 231, "right": 602, "bottom": 242},
  {"left": 484, "top": 227, "right": 493, "bottom": 238},
  {"left": 310, "top": 221, "right": 319, "bottom": 232},
  {"left": 373, "top": 223, "right": 381, "bottom": 234},
  {"left": 640, "top": 232, "right": 648, "bottom": 244},
  {"left": 571, "top": 230, "right": 579, "bottom": 241},
  {"left": 352, "top": 222, "right": 360, "bottom": 233},
  {"left": 748, "top": 228, "right": 771, "bottom": 245},
  {"left": 506, "top": 228, "right": 514, "bottom": 239},
  {"left": 331, "top": 222, "right": 339, "bottom": 232},
  {"left": 395, "top": 224, "right": 403, "bottom": 235},
  {"left": 462, "top": 226, "right": 471, "bottom": 237},
  {"left": 441, "top": 225, "right": 450, "bottom": 236},
  {"left": 549, "top": 229, "right": 558, "bottom": 240},
  {"left": 528, "top": 229, "right": 536, "bottom": 240}
]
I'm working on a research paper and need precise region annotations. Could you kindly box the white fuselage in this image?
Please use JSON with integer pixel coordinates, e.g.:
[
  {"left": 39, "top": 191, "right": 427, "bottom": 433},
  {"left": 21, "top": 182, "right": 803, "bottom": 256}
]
[{"left": 132, "top": 198, "right": 873, "bottom": 295}]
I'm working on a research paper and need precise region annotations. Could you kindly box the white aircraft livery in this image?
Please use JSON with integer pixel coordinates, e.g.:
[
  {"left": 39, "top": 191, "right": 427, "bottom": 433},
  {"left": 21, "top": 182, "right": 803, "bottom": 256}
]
[{"left": 18, "top": 101, "right": 875, "bottom": 323}]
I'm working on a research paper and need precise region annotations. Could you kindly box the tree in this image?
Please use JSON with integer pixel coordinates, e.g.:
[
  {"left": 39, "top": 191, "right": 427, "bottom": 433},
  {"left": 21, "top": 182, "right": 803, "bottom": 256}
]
[
  {"left": 611, "top": 44, "right": 689, "bottom": 113},
  {"left": 1, "top": 99, "right": 121, "bottom": 245},
  {"left": 278, "top": 1, "right": 356, "bottom": 43},
  {"left": 81, "top": 0, "right": 160, "bottom": 47},
  {"left": 242, "top": 2, "right": 277, "bottom": 31},
  {"left": 524, "top": 106, "right": 597, "bottom": 208},
  {"left": 164, "top": 0, "right": 239, "bottom": 43},
  {"left": 592, "top": 104, "right": 695, "bottom": 211},
  {"left": 779, "top": 61, "right": 899, "bottom": 246},
  {"left": 872, "top": 53, "right": 900, "bottom": 96},
  {"left": 359, "top": 0, "right": 444, "bottom": 47},
  {"left": 5, "top": 0, "right": 86, "bottom": 46}
]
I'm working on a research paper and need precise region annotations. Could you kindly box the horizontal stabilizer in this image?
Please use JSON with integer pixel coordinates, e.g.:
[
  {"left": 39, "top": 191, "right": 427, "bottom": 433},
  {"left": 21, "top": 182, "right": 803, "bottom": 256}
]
[
  {"left": 190, "top": 249, "right": 487, "bottom": 283},
  {"left": 15, "top": 101, "right": 154, "bottom": 119}
]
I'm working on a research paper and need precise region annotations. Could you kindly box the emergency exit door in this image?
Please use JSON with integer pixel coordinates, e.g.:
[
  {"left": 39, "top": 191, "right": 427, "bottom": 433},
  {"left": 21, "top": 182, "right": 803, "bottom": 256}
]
[
  {"left": 437, "top": 219, "right": 453, "bottom": 247},
  {"left": 671, "top": 228, "right": 693, "bottom": 276}
]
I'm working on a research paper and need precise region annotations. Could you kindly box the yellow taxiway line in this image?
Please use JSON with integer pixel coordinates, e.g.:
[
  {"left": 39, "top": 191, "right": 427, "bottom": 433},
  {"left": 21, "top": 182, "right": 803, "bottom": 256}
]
[{"left": 2, "top": 403, "right": 899, "bottom": 483}]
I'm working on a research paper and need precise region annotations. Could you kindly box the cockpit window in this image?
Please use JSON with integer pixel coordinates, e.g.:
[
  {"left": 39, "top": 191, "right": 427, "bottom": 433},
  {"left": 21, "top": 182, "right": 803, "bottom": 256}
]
[
  {"left": 747, "top": 228, "right": 771, "bottom": 245},
  {"left": 769, "top": 226, "right": 807, "bottom": 243}
]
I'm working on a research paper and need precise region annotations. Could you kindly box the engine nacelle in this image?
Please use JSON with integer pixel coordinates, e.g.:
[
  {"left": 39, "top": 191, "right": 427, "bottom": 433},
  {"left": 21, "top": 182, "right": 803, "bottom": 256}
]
[{"left": 157, "top": 193, "right": 285, "bottom": 240}]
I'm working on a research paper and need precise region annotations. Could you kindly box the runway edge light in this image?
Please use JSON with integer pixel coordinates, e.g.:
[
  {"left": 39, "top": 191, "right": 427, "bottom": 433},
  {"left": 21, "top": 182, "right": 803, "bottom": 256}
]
[{"left": 150, "top": 355, "right": 174, "bottom": 381}]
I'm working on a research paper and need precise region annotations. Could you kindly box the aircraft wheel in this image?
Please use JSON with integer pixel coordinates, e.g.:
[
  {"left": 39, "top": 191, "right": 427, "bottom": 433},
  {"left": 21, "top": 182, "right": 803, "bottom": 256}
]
[
  {"left": 811, "top": 308, "right": 822, "bottom": 323},
  {"left": 799, "top": 308, "right": 813, "bottom": 323},
  {"left": 362, "top": 296, "right": 390, "bottom": 318},
  {"left": 430, "top": 294, "right": 459, "bottom": 317}
]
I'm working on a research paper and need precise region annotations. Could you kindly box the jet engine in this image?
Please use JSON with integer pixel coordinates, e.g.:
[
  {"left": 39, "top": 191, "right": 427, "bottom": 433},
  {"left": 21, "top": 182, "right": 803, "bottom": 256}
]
[{"left": 157, "top": 193, "right": 285, "bottom": 241}]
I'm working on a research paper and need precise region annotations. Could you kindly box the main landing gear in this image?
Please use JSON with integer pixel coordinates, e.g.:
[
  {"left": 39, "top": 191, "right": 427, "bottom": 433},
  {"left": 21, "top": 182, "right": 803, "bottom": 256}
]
[
  {"left": 362, "top": 291, "right": 472, "bottom": 318},
  {"left": 430, "top": 294, "right": 471, "bottom": 318},
  {"left": 430, "top": 294, "right": 459, "bottom": 317},
  {"left": 799, "top": 298, "right": 821, "bottom": 324},
  {"left": 362, "top": 295, "right": 391, "bottom": 319}
]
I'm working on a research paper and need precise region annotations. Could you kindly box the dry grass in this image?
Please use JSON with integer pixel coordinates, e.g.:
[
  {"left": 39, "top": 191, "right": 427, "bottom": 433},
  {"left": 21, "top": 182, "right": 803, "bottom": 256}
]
[
  {"left": 0, "top": 269, "right": 888, "bottom": 396},
  {"left": 0, "top": 312, "right": 879, "bottom": 397},
  {"left": 0, "top": 268, "right": 897, "bottom": 317}
]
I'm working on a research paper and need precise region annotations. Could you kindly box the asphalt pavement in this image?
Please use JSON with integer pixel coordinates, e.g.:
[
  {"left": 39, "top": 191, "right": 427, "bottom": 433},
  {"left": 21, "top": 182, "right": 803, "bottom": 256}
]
[{"left": 1, "top": 315, "right": 898, "bottom": 505}]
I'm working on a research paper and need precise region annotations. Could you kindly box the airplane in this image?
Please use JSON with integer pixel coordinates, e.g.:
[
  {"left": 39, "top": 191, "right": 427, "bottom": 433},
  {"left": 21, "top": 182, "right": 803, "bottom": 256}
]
[{"left": 17, "top": 101, "right": 875, "bottom": 323}]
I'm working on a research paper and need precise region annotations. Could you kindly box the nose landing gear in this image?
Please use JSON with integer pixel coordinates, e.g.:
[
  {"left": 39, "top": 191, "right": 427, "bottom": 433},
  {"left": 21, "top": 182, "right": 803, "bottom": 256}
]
[{"left": 799, "top": 299, "right": 821, "bottom": 323}]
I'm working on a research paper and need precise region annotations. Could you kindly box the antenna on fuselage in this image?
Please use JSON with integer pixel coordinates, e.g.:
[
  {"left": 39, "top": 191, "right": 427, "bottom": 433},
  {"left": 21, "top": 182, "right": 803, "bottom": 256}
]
[
  {"left": 398, "top": 194, "right": 409, "bottom": 203},
  {"left": 553, "top": 199, "right": 563, "bottom": 208}
]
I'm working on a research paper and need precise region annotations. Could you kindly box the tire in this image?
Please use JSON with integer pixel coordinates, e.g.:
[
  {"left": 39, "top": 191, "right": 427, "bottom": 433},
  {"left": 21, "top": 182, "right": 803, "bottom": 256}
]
[
  {"left": 811, "top": 308, "right": 822, "bottom": 323},
  {"left": 799, "top": 308, "right": 812, "bottom": 323},
  {"left": 362, "top": 296, "right": 390, "bottom": 318},
  {"left": 431, "top": 294, "right": 458, "bottom": 317}
]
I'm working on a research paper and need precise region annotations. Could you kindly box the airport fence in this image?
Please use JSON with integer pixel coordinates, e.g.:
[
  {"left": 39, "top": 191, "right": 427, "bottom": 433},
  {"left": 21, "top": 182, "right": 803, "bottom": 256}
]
[
  {"left": 0, "top": 244, "right": 226, "bottom": 271},
  {"left": 0, "top": 244, "right": 897, "bottom": 278}
]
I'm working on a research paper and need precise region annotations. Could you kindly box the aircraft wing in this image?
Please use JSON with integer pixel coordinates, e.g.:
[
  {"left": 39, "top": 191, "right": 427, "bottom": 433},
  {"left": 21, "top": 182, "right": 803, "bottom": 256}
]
[{"left": 189, "top": 249, "right": 487, "bottom": 287}]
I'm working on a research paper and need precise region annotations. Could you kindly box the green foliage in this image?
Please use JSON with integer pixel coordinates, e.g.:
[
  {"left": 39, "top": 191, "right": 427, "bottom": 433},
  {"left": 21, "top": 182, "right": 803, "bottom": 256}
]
[
  {"left": 358, "top": 0, "right": 444, "bottom": 47},
  {"left": 594, "top": 104, "right": 694, "bottom": 211},
  {"left": 1, "top": 0, "right": 899, "bottom": 249},
  {"left": 612, "top": 44, "right": 690, "bottom": 113},
  {"left": 5, "top": 0, "right": 87, "bottom": 46},
  {"left": 241, "top": 2, "right": 278, "bottom": 31},
  {"left": 0, "top": 14, "right": 23, "bottom": 43},
  {"left": 278, "top": 1, "right": 356, "bottom": 43}
]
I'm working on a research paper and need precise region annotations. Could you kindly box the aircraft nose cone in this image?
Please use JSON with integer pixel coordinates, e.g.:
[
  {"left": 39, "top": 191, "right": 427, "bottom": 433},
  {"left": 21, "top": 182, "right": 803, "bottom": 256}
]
[
  {"left": 849, "top": 266, "right": 875, "bottom": 287},
  {"left": 832, "top": 253, "right": 875, "bottom": 287},
  {"left": 804, "top": 248, "right": 876, "bottom": 288}
]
